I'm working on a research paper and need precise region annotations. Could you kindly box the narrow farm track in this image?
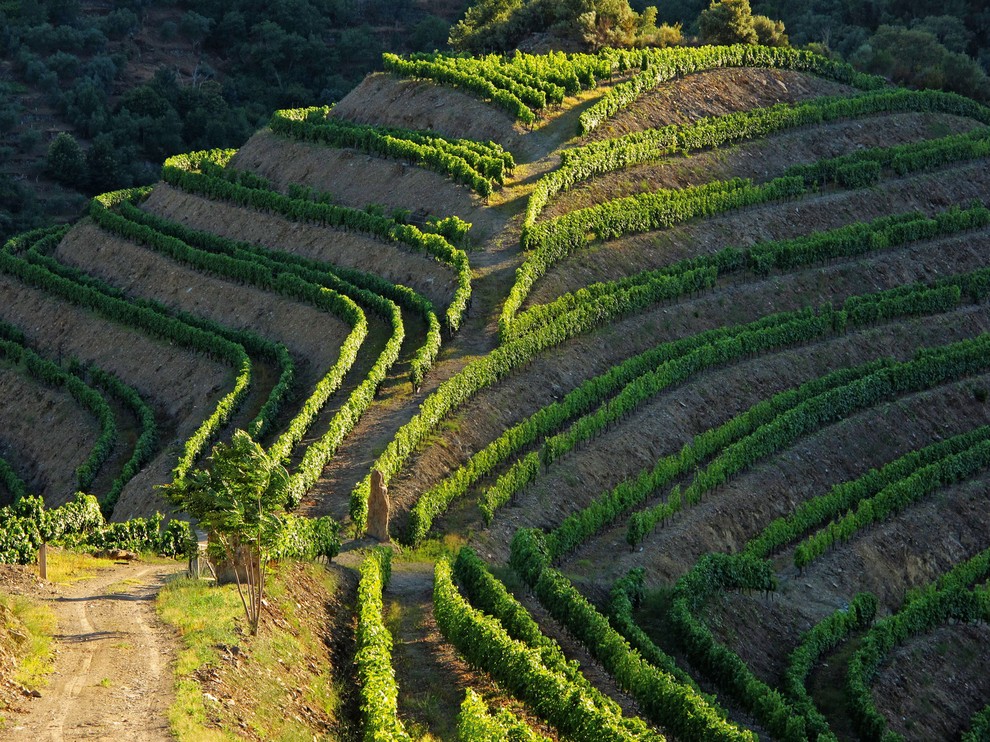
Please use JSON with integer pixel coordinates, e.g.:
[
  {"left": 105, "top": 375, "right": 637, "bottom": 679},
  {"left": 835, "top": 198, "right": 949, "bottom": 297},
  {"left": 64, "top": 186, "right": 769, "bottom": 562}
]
[{"left": 7, "top": 561, "right": 183, "bottom": 741}]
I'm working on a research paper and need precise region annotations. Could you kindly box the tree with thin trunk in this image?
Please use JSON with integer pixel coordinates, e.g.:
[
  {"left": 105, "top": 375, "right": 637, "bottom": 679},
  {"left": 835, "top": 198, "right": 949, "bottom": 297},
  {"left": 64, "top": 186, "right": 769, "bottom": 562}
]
[{"left": 161, "top": 429, "right": 290, "bottom": 635}]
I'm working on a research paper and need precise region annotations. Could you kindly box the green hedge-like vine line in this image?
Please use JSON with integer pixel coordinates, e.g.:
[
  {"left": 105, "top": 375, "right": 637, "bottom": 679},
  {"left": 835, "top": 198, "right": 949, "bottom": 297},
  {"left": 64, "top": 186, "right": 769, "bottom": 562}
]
[
  {"left": 355, "top": 547, "right": 411, "bottom": 742},
  {"left": 270, "top": 107, "right": 514, "bottom": 197},
  {"left": 458, "top": 688, "right": 550, "bottom": 742},
  {"left": 506, "top": 176, "right": 805, "bottom": 335},
  {"left": 626, "top": 328, "right": 990, "bottom": 546},
  {"left": 385, "top": 47, "right": 659, "bottom": 122},
  {"left": 2, "top": 227, "right": 250, "bottom": 481},
  {"left": 21, "top": 220, "right": 294, "bottom": 443},
  {"left": 792, "top": 434, "right": 990, "bottom": 568},
  {"left": 455, "top": 546, "right": 741, "bottom": 741},
  {"left": 116, "top": 192, "right": 439, "bottom": 392},
  {"left": 647, "top": 425, "right": 990, "bottom": 740},
  {"left": 510, "top": 122, "right": 990, "bottom": 339},
  {"left": 785, "top": 126, "right": 990, "bottom": 186},
  {"left": 846, "top": 551, "right": 990, "bottom": 742},
  {"left": 90, "top": 190, "right": 370, "bottom": 468},
  {"left": 607, "top": 568, "right": 714, "bottom": 697},
  {"left": 578, "top": 44, "right": 885, "bottom": 135},
  {"left": 433, "top": 558, "right": 655, "bottom": 742},
  {"left": 383, "top": 53, "right": 539, "bottom": 124},
  {"left": 529, "top": 87, "right": 990, "bottom": 237},
  {"left": 369, "top": 207, "right": 990, "bottom": 538},
  {"left": 92, "top": 190, "right": 408, "bottom": 506},
  {"left": 451, "top": 547, "right": 646, "bottom": 731},
  {"left": 0, "top": 336, "right": 162, "bottom": 517},
  {"left": 782, "top": 593, "right": 878, "bottom": 739},
  {"left": 0, "top": 492, "right": 190, "bottom": 564},
  {"left": 537, "top": 286, "right": 962, "bottom": 558},
  {"left": 0, "top": 456, "right": 28, "bottom": 502},
  {"left": 350, "top": 266, "right": 707, "bottom": 532},
  {"left": 655, "top": 338, "right": 990, "bottom": 740},
  {"left": 664, "top": 552, "right": 812, "bottom": 741},
  {"left": 746, "top": 425, "right": 990, "bottom": 562},
  {"left": 0, "top": 324, "right": 116, "bottom": 495},
  {"left": 509, "top": 204, "right": 990, "bottom": 343},
  {"left": 78, "top": 362, "right": 157, "bottom": 516},
  {"left": 408, "top": 203, "right": 990, "bottom": 543},
  {"left": 406, "top": 306, "right": 819, "bottom": 543},
  {"left": 163, "top": 149, "right": 471, "bottom": 334},
  {"left": 381, "top": 46, "right": 881, "bottom": 129}
]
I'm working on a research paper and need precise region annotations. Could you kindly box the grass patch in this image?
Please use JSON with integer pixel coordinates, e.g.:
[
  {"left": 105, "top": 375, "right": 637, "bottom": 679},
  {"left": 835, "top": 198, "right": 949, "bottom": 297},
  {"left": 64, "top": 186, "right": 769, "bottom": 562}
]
[
  {"left": 0, "top": 592, "right": 57, "bottom": 692},
  {"left": 394, "top": 533, "right": 467, "bottom": 564},
  {"left": 157, "top": 562, "right": 348, "bottom": 741},
  {"left": 157, "top": 575, "right": 242, "bottom": 741},
  {"left": 44, "top": 549, "right": 116, "bottom": 584}
]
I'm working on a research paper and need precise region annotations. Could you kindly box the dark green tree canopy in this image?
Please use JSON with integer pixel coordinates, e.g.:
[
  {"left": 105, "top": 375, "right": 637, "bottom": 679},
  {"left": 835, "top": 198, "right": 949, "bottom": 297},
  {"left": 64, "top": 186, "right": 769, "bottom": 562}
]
[
  {"left": 449, "top": 0, "right": 671, "bottom": 52},
  {"left": 46, "top": 131, "right": 86, "bottom": 187},
  {"left": 699, "top": 0, "right": 758, "bottom": 44}
]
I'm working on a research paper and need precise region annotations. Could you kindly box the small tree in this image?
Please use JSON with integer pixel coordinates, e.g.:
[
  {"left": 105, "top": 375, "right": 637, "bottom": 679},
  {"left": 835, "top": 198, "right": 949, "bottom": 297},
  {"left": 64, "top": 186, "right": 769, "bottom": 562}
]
[
  {"left": 46, "top": 132, "right": 87, "bottom": 188},
  {"left": 699, "top": 0, "right": 758, "bottom": 45},
  {"left": 161, "top": 430, "right": 291, "bottom": 635}
]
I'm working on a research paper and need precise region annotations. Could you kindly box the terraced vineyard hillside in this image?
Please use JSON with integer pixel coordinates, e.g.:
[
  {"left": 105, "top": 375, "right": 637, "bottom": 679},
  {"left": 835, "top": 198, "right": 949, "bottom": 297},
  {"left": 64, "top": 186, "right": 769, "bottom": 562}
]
[{"left": 3, "top": 45, "right": 990, "bottom": 740}]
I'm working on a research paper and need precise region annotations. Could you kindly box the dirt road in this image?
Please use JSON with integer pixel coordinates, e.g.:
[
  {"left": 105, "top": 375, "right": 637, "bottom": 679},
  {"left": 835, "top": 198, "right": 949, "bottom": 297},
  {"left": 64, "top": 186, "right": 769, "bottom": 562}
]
[{"left": 6, "top": 560, "right": 184, "bottom": 741}]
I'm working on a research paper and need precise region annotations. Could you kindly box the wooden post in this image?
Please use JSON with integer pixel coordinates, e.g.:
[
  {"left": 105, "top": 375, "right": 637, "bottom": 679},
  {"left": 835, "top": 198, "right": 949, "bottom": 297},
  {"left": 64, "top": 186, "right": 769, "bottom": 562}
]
[{"left": 39, "top": 543, "right": 47, "bottom": 581}]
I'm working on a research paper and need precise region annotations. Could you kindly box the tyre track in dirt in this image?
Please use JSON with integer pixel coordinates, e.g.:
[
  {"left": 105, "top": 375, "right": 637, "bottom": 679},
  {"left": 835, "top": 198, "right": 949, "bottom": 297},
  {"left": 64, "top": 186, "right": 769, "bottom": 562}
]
[{"left": 7, "top": 561, "right": 183, "bottom": 741}]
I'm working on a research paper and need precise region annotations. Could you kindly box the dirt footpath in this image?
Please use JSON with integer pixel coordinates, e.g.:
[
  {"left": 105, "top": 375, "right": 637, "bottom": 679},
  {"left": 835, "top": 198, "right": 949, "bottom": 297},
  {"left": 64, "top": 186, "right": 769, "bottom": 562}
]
[{"left": 7, "top": 561, "right": 184, "bottom": 741}]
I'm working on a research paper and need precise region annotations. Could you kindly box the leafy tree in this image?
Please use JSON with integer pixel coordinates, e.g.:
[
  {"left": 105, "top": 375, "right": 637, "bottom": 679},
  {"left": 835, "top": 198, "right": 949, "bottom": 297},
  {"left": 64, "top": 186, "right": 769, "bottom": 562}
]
[
  {"left": 85, "top": 133, "right": 122, "bottom": 193},
  {"left": 101, "top": 8, "right": 140, "bottom": 40},
  {"left": 913, "top": 15, "right": 972, "bottom": 54},
  {"left": 409, "top": 14, "right": 451, "bottom": 51},
  {"left": 179, "top": 10, "right": 213, "bottom": 48},
  {"left": 852, "top": 25, "right": 990, "bottom": 101},
  {"left": 699, "top": 0, "right": 759, "bottom": 45},
  {"left": 450, "top": 0, "right": 664, "bottom": 52},
  {"left": 753, "top": 15, "right": 788, "bottom": 46},
  {"left": 160, "top": 430, "right": 292, "bottom": 635},
  {"left": 46, "top": 131, "right": 87, "bottom": 187}
]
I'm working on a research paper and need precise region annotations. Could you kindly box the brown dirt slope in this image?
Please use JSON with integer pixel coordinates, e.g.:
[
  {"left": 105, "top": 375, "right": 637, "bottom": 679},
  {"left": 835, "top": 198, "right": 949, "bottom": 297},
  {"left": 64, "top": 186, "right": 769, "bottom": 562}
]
[
  {"left": 332, "top": 73, "right": 524, "bottom": 152},
  {"left": 56, "top": 222, "right": 350, "bottom": 394},
  {"left": 0, "top": 370, "right": 99, "bottom": 507},
  {"left": 142, "top": 182, "right": 463, "bottom": 309},
  {"left": 0, "top": 273, "right": 230, "bottom": 518}
]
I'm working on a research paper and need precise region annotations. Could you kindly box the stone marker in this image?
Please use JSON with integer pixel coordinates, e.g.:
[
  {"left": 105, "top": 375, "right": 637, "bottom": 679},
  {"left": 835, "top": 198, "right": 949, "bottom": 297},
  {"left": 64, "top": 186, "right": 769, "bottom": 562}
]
[{"left": 367, "top": 469, "right": 391, "bottom": 542}]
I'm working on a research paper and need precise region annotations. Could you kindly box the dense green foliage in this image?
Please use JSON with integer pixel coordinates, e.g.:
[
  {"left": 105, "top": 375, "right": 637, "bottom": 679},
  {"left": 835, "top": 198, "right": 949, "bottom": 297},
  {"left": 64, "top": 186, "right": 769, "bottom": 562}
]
[
  {"left": 448, "top": 0, "right": 672, "bottom": 53},
  {"left": 271, "top": 107, "right": 514, "bottom": 196},
  {"left": 0, "top": 492, "right": 190, "bottom": 565},
  {"left": 846, "top": 551, "right": 990, "bottom": 741},
  {"left": 356, "top": 547, "right": 411, "bottom": 741},
  {"left": 433, "top": 558, "right": 656, "bottom": 741},
  {"left": 457, "top": 689, "right": 550, "bottom": 742},
  {"left": 0, "top": 0, "right": 464, "bottom": 243}
]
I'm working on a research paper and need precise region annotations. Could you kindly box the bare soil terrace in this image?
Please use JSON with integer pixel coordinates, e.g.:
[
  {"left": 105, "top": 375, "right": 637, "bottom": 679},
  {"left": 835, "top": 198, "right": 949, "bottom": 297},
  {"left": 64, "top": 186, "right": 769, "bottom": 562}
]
[
  {"left": 0, "top": 273, "right": 230, "bottom": 518},
  {"left": 0, "top": 370, "right": 98, "bottom": 507}
]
